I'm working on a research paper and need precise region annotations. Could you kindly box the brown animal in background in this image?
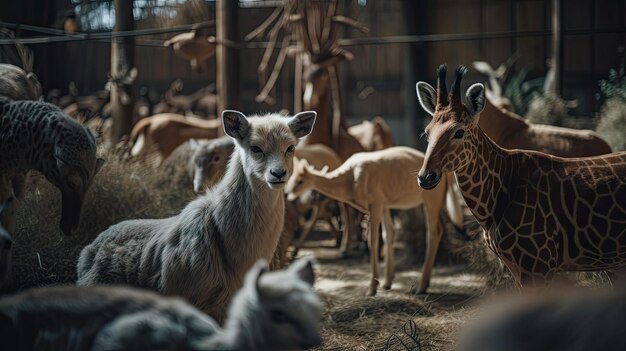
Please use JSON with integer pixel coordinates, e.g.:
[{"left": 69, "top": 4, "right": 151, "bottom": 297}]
[
  {"left": 348, "top": 116, "right": 394, "bottom": 151},
  {"left": 164, "top": 24, "right": 216, "bottom": 73},
  {"left": 129, "top": 113, "right": 220, "bottom": 165},
  {"left": 480, "top": 98, "right": 612, "bottom": 157}
]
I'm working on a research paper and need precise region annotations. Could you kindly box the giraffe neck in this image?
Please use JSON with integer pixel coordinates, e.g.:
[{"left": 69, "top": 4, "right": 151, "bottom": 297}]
[{"left": 454, "top": 125, "right": 520, "bottom": 229}]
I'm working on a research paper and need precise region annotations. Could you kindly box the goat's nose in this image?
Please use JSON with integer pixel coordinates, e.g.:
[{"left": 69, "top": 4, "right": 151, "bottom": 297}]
[
  {"left": 417, "top": 171, "right": 439, "bottom": 190},
  {"left": 270, "top": 169, "right": 287, "bottom": 179}
]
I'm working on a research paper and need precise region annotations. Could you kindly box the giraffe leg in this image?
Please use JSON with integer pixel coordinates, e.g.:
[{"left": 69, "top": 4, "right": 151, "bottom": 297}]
[
  {"left": 382, "top": 208, "right": 396, "bottom": 290},
  {"left": 366, "top": 204, "right": 383, "bottom": 296},
  {"left": 413, "top": 190, "right": 446, "bottom": 294}
]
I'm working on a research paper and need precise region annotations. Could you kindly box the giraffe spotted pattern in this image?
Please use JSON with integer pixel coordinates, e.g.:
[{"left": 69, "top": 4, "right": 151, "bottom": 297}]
[{"left": 416, "top": 64, "right": 626, "bottom": 286}]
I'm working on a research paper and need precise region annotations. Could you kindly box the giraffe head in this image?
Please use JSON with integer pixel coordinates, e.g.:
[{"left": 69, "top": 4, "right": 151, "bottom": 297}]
[{"left": 415, "top": 64, "right": 486, "bottom": 189}]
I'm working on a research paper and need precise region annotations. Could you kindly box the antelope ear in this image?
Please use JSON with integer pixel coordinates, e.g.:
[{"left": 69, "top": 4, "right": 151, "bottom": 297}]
[
  {"left": 465, "top": 83, "right": 486, "bottom": 118},
  {"left": 222, "top": 110, "right": 249, "bottom": 140},
  {"left": 288, "top": 256, "right": 316, "bottom": 286},
  {"left": 416, "top": 82, "right": 437, "bottom": 116},
  {"left": 289, "top": 111, "right": 317, "bottom": 138}
]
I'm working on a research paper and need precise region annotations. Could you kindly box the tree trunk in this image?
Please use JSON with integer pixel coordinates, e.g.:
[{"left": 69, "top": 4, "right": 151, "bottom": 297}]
[{"left": 109, "top": 0, "right": 135, "bottom": 144}]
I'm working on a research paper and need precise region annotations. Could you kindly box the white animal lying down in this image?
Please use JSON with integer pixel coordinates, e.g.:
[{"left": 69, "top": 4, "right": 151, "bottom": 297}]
[{"left": 0, "top": 257, "right": 321, "bottom": 351}]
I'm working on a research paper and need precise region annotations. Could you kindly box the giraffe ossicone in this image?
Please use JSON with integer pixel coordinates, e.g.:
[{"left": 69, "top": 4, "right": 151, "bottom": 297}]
[{"left": 416, "top": 64, "right": 626, "bottom": 286}]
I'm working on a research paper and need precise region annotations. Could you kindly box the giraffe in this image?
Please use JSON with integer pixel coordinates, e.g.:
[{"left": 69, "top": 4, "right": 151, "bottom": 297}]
[{"left": 415, "top": 64, "right": 626, "bottom": 286}]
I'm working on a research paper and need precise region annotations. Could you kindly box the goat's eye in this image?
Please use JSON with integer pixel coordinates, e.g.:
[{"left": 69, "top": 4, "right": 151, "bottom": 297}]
[
  {"left": 213, "top": 156, "right": 220, "bottom": 162},
  {"left": 454, "top": 129, "right": 465, "bottom": 139},
  {"left": 270, "top": 309, "right": 290, "bottom": 323},
  {"left": 251, "top": 146, "right": 263, "bottom": 154},
  {"left": 286, "top": 145, "right": 295, "bottom": 153}
]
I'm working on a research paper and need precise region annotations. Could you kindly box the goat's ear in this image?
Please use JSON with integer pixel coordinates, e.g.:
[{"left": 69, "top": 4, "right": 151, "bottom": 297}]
[
  {"left": 416, "top": 82, "right": 437, "bottom": 116},
  {"left": 95, "top": 158, "right": 105, "bottom": 175},
  {"left": 289, "top": 111, "right": 317, "bottom": 138},
  {"left": 189, "top": 139, "right": 200, "bottom": 151},
  {"left": 465, "top": 83, "right": 486, "bottom": 118},
  {"left": 289, "top": 256, "right": 316, "bottom": 286},
  {"left": 250, "top": 259, "right": 269, "bottom": 295},
  {"left": 222, "top": 110, "right": 250, "bottom": 140}
]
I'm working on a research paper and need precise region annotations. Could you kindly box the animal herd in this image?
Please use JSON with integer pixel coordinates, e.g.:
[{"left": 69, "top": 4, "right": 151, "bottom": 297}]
[{"left": 0, "top": 60, "right": 625, "bottom": 350}]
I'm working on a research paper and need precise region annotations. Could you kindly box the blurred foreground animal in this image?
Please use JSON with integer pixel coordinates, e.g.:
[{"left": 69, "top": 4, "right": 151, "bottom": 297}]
[
  {"left": 77, "top": 110, "right": 316, "bottom": 320},
  {"left": 0, "top": 64, "right": 42, "bottom": 101},
  {"left": 2, "top": 257, "right": 322, "bottom": 351},
  {"left": 416, "top": 64, "right": 626, "bottom": 287},
  {"left": 129, "top": 113, "right": 221, "bottom": 165},
  {"left": 164, "top": 24, "right": 216, "bottom": 73},
  {"left": 459, "top": 288, "right": 626, "bottom": 351},
  {"left": 286, "top": 147, "right": 464, "bottom": 295},
  {"left": 348, "top": 116, "right": 394, "bottom": 151},
  {"left": 0, "top": 98, "right": 104, "bottom": 236}
]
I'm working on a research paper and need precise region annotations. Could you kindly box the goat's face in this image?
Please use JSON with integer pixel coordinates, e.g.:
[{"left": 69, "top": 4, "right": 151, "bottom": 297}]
[
  {"left": 190, "top": 138, "right": 234, "bottom": 193},
  {"left": 223, "top": 110, "right": 316, "bottom": 190},
  {"left": 285, "top": 158, "right": 317, "bottom": 201}
]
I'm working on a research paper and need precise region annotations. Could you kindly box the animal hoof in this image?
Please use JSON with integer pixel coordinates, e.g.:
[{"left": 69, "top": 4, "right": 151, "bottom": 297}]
[
  {"left": 338, "top": 250, "right": 350, "bottom": 259},
  {"left": 382, "top": 282, "right": 392, "bottom": 290},
  {"left": 365, "top": 287, "right": 377, "bottom": 296}
]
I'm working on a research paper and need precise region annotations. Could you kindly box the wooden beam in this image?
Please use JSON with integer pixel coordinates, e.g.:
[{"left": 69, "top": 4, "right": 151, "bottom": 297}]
[
  {"left": 109, "top": 0, "right": 135, "bottom": 144},
  {"left": 551, "top": 0, "right": 563, "bottom": 95},
  {"left": 216, "top": 0, "right": 239, "bottom": 121}
]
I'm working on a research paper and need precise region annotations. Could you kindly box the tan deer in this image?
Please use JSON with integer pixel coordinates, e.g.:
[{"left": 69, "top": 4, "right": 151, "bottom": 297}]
[{"left": 286, "top": 147, "right": 464, "bottom": 295}]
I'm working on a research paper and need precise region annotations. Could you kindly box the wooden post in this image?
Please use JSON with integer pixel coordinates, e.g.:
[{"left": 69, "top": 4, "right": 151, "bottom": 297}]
[
  {"left": 109, "top": 0, "right": 135, "bottom": 144},
  {"left": 551, "top": 0, "right": 563, "bottom": 95},
  {"left": 216, "top": 0, "right": 239, "bottom": 122}
]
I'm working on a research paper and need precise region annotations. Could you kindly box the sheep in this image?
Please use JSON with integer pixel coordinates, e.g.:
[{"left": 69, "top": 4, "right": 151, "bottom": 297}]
[
  {"left": 129, "top": 113, "right": 221, "bottom": 165},
  {"left": 2, "top": 256, "right": 322, "bottom": 351},
  {"left": 0, "top": 63, "right": 42, "bottom": 101},
  {"left": 77, "top": 110, "right": 316, "bottom": 320},
  {"left": 285, "top": 147, "right": 464, "bottom": 295},
  {"left": 0, "top": 98, "right": 104, "bottom": 236},
  {"left": 348, "top": 116, "right": 394, "bottom": 151}
]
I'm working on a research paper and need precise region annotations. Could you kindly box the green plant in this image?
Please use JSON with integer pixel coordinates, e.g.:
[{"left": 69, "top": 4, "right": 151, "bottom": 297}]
[
  {"left": 597, "top": 47, "right": 626, "bottom": 104},
  {"left": 502, "top": 69, "right": 545, "bottom": 116}
]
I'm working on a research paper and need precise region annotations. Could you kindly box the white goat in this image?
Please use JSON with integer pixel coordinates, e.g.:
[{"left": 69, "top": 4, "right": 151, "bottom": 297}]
[
  {"left": 2, "top": 257, "right": 322, "bottom": 351},
  {"left": 77, "top": 110, "right": 316, "bottom": 320},
  {"left": 285, "top": 147, "right": 464, "bottom": 296}
]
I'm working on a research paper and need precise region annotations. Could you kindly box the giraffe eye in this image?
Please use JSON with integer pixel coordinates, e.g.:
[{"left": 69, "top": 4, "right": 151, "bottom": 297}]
[{"left": 454, "top": 129, "right": 465, "bottom": 139}]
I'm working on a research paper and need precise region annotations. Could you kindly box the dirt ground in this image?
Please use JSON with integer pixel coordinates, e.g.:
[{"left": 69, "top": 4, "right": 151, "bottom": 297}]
[{"left": 300, "top": 234, "right": 485, "bottom": 351}]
